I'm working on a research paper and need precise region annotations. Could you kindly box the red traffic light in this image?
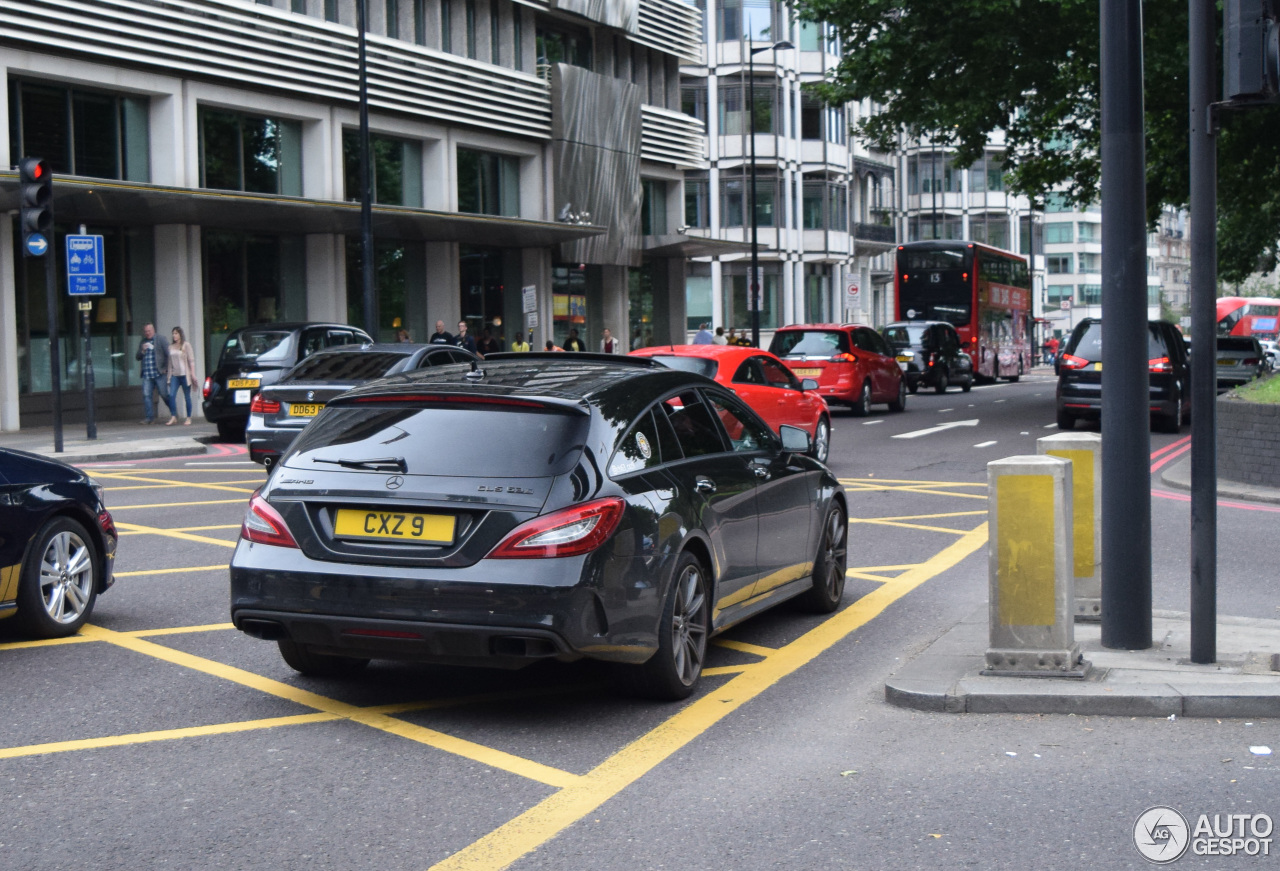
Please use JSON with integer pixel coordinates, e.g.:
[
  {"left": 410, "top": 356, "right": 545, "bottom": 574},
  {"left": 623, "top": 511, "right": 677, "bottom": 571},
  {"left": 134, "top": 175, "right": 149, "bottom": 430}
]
[{"left": 18, "top": 156, "right": 49, "bottom": 185}]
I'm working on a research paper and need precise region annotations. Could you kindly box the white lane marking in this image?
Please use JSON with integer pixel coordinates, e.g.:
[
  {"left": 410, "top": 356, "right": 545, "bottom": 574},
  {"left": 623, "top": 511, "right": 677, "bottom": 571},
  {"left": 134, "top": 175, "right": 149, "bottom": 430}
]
[
  {"left": 1043, "top": 423, "right": 1057, "bottom": 428},
  {"left": 974, "top": 441, "right": 997, "bottom": 448},
  {"left": 968, "top": 404, "right": 976, "bottom": 407},
  {"left": 938, "top": 408, "right": 954, "bottom": 413},
  {"left": 1020, "top": 431, "right": 1029, "bottom": 435},
  {"left": 862, "top": 419, "right": 884, "bottom": 425},
  {"left": 994, "top": 399, "right": 1007, "bottom": 403},
  {"left": 892, "top": 419, "right": 980, "bottom": 440}
]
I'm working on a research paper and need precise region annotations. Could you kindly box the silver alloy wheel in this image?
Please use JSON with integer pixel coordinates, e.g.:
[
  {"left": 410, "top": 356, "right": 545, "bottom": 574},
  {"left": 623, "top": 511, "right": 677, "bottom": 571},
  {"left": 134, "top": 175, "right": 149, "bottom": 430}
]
[
  {"left": 820, "top": 508, "right": 847, "bottom": 600},
  {"left": 38, "top": 530, "right": 94, "bottom": 624},
  {"left": 670, "top": 563, "right": 708, "bottom": 687},
  {"left": 813, "top": 418, "right": 830, "bottom": 463}
]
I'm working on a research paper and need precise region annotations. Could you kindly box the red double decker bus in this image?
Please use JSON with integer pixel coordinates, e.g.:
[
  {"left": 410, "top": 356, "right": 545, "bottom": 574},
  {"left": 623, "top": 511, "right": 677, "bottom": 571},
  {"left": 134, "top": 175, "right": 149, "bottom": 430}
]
[
  {"left": 894, "top": 241, "right": 1033, "bottom": 381},
  {"left": 1217, "top": 296, "right": 1280, "bottom": 340}
]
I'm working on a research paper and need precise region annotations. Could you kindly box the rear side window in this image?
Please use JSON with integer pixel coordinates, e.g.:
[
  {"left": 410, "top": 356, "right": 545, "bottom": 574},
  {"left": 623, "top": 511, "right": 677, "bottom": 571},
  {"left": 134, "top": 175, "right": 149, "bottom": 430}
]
[
  {"left": 286, "top": 352, "right": 406, "bottom": 382},
  {"left": 657, "top": 391, "right": 725, "bottom": 458},
  {"left": 769, "top": 330, "right": 851, "bottom": 357},
  {"left": 220, "top": 330, "right": 290, "bottom": 365},
  {"left": 288, "top": 405, "right": 589, "bottom": 477}
]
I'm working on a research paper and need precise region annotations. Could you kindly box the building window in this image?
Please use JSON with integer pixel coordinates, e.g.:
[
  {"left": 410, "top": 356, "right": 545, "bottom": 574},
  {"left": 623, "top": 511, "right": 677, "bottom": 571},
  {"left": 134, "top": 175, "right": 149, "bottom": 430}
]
[
  {"left": 490, "top": 0, "right": 501, "bottom": 64},
  {"left": 641, "top": 180, "right": 669, "bottom": 236},
  {"left": 513, "top": 7, "right": 523, "bottom": 69},
  {"left": 802, "top": 179, "right": 847, "bottom": 231},
  {"left": 723, "top": 262, "right": 781, "bottom": 330},
  {"left": 8, "top": 79, "right": 150, "bottom": 182},
  {"left": 291, "top": 0, "right": 306, "bottom": 13},
  {"left": 719, "top": 0, "right": 777, "bottom": 41},
  {"left": 970, "top": 213, "right": 1008, "bottom": 249},
  {"left": 720, "top": 173, "right": 781, "bottom": 228},
  {"left": 1079, "top": 284, "right": 1102, "bottom": 304},
  {"left": 198, "top": 108, "right": 301, "bottom": 195},
  {"left": 799, "top": 20, "right": 821, "bottom": 52},
  {"left": 908, "top": 153, "right": 958, "bottom": 195},
  {"left": 804, "top": 263, "right": 831, "bottom": 322},
  {"left": 1045, "top": 222, "right": 1072, "bottom": 244},
  {"left": 684, "top": 176, "right": 710, "bottom": 228},
  {"left": 456, "top": 147, "right": 519, "bottom": 216},
  {"left": 1045, "top": 192, "right": 1071, "bottom": 212},
  {"left": 441, "top": 1, "right": 452, "bottom": 52},
  {"left": 1077, "top": 222, "right": 1101, "bottom": 243},
  {"left": 465, "top": 0, "right": 477, "bottom": 58},
  {"left": 686, "top": 262, "right": 712, "bottom": 331},
  {"left": 325, "top": 0, "right": 338, "bottom": 22},
  {"left": 682, "top": 85, "right": 708, "bottom": 125},
  {"left": 536, "top": 22, "right": 592, "bottom": 70},
  {"left": 346, "top": 239, "right": 426, "bottom": 343},
  {"left": 1079, "top": 252, "right": 1100, "bottom": 272},
  {"left": 203, "top": 231, "right": 306, "bottom": 368},
  {"left": 342, "top": 130, "right": 423, "bottom": 207},
  {"left": 718, "top": 80, "right": 778, "bottom": 135},
  {"left": 1047, "top": 254, "right": 1073, "bottom": 274},
  {"left": 413, "top": 0, "right": 426, "bottom": 44},
  {"left": 386, "top": 0, "right": 399, "bottom": 39},
  {"left": 1046, "top": 284, "right": 1072, "bottom": 305}
]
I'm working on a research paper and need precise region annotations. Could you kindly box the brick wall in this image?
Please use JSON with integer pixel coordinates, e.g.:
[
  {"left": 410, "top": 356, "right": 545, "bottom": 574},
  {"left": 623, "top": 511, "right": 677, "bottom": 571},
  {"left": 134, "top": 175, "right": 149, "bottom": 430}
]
[{"left": 1217, "top": 397, "right": 1280, "bottom": 486}]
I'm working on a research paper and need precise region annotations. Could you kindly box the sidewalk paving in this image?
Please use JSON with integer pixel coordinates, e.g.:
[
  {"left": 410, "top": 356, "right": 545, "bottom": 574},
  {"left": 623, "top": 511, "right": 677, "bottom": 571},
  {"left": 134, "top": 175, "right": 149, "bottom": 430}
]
[{"left": 0, "top": 419, "right": 221, "bottom": 463}]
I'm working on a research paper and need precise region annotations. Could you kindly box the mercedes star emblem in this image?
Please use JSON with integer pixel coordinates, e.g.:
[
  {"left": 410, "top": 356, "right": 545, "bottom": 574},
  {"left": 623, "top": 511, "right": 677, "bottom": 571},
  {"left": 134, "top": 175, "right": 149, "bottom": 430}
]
[{"left": 385, "top": 475, "right": 404, "bottom": 490}]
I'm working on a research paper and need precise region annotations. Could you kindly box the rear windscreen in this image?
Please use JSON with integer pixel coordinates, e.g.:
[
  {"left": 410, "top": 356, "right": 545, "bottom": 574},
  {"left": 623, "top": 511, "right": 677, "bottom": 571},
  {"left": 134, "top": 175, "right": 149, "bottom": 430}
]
[
  {"left": 1217, "top": 337, "right": 1259, "bottom": 352},
  {"left": 285, "top": 352, "right": 407, "bottom": 383},
  {"left": 220, "top": 330, "right": 290, "bottom": 365},
  {"left": 646, "top": 356, "right": 718, "bottom": 379},
  {"left": 1066, "top": 323, "right": 1168, "bottom": 361},
  {"left": 768, "top": 330, "right": 851, "bottom": 357},
  {"left": 286, "top": 405, "right": 589, "bottom": 477},
  {"left": 883, "top": 325, "right": 927, "bottom": 347}
]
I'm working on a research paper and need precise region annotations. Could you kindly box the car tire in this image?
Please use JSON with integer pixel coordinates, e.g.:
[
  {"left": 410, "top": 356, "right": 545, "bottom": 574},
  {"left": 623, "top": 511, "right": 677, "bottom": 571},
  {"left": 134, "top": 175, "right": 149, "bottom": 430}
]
[
  {"left": 934, "top": 372, "right": 949, "bottom": 394},
  {"left": 1006, "top": 360, "right": 1023, "bottom": 383},
  {"left": 1157, "top": 395, "right": 1182, "bottom": 434},
  {"left": 14, "top": 517, "right": 100, "bottom": 639},
  {"left": 810, "top": 416, "right": 831, "bottom": 463},
  {"left": 850, "top": 380, "right": 872, "bottom": 417},
  {"left": 277, "top": 639, "right": 369, "bottom": 677},
  {"left": 908, "top": 381, "right": 919, "bottom": 395},
  {"left": 888, "top": 379, "right": 907, "bottom": 412},
  {"left": 619, "top": 551, "right": 709, "bottom": 700},
  {"left": 1056, "top": 409, "right": 1076, "bottom": 430},
  {"left": 961, "top": 374, "right": 973, "bottom": 393},
  {"left": 217, "top": 420, "right": 245, "bottom": 443},
  {"left": 796, "top": 503, "right": 847, "bottom": 614}
]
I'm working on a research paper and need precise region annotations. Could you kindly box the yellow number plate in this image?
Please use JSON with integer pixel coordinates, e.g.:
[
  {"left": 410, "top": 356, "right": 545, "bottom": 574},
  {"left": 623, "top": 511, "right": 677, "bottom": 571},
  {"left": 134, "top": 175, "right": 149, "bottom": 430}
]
[
  {"left": 895, "top": 356, "right": 912, "bottom": 364},
  {"left": 333, "top": 509, "right": 455, "bottom": 544},
  {"left": 1217, "top": 359, "right": 1235, "bottom": 366},
  {"left": 289, "top": 403, "right": 324, "bottom": 417},
  {"left": 1093, "top": 362, "right": 1103, "bottom": 371},
  {"left": 228, "top": 379, "right": 260, "bottom": 389},
  {"left": 791, "top": 368, "right": 821, "bottom": 377}
]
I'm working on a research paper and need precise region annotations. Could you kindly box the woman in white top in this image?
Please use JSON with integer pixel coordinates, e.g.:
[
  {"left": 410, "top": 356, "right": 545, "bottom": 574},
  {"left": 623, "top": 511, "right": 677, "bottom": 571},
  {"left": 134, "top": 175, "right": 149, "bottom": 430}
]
[{"left": 166, "top": 327, "right": 197, "bottom": 425}]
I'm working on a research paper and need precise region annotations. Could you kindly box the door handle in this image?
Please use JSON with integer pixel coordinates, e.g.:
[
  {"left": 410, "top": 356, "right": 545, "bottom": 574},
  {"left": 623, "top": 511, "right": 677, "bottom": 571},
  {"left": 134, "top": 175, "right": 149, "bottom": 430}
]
[
  {"left": 752, "top": 466, "right": 769, "bottom": 479},
  {"left": 695, "top": 476, "right": 716, "bottom": 494}
]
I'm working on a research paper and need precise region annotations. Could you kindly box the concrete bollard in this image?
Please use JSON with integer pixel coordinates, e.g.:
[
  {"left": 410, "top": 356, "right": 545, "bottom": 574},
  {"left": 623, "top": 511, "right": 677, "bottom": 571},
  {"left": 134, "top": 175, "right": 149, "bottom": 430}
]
[
  {"left": 984, "top": 455, "right": 1090, "bottom": 678},
  {"left": 1037, "top": 432, "right": 1102, "bottom": 622}
]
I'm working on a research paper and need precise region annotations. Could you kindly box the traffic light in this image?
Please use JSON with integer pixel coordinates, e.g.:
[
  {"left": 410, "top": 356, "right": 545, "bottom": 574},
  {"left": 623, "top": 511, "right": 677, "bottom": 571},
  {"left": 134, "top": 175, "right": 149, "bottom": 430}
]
[
  {"left": 18, "top": 157, "right": 53, "bottom": 258},
  {"left": 1225, "top": 0, "right": 1280, "bottom": 101}
]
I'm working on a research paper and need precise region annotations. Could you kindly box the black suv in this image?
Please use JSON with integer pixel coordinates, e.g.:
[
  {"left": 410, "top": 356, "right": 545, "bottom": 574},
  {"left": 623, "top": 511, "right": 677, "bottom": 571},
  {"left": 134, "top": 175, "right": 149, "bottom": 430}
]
[
  {"left": 881, "top": 320, "right": 974, "bottom": 394},
  {"left": 1055, "top": 318, "right": 1189, "bottom": 433},
  {"left": 202, "top": 323, "right": 372, "bottom": 441}
]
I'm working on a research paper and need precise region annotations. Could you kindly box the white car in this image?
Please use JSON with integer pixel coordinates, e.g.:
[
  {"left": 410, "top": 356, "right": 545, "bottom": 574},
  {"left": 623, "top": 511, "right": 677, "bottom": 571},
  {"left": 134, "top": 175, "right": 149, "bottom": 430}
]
[{"left": 1261, "top": 340, "right": 1278, "bottom": 371}]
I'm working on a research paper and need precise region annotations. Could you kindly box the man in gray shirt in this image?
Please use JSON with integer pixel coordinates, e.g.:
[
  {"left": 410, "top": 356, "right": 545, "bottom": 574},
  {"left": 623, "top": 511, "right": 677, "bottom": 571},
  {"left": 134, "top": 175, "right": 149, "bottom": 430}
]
[{"left": 135, "top": 322, "right": 173, "bottom": 424}]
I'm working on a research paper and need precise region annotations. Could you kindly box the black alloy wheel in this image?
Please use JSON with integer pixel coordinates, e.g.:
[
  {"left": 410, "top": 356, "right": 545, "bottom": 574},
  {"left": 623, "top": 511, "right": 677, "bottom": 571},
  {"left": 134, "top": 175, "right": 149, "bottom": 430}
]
[
  {"left": 797, "top": 504, "right": 847, "bottom": 613},
  {"left": 620, "top": 551, "right": 709, "bottom": 700}
]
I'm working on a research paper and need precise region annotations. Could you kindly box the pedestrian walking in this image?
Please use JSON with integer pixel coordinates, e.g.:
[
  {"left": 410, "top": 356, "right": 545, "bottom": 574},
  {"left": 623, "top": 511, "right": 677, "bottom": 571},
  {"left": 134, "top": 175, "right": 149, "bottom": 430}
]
[
  {"left": 135, "top": 322, "right": 173, "bottom": 424},
  {"left": 510, "top": 332, "right": 531, "bottom": 352},
  {"left": 454, "top": 320, "right": 478, "bottom": 354},
  {"left": 477, "top": 327, "right": 501, "bottom": 356},
  {"left": 1044, "top": 335, "right": 1060, "bottom": 365},
  {"left": 692, "top": 323, "right": 713, "bottom": 344},
  {"left": 599, "top": 328, "right": 621, "bottom": 354},
  {"left": 165, "top": 326, "right": 196, "bottom": 426},
  {"left": 396, "top": 328, "right": 412, "bottom": 343},
  {"left": 429, "top": 320, "right": 454, "bottom": 345},
  {"left": 712, "top": 326, "right": 728, "bottom": 345},
  {"left": 563, "top": 329, "right": 585, "bottom": 352}
]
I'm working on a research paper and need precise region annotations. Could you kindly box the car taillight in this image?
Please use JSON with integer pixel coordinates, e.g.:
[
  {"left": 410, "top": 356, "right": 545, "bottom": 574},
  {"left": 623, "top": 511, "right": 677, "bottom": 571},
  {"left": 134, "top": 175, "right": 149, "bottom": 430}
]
[
  {"left": 488, "top": 497, "right": 626, "bottom": 559},
  {"left": 1148, "top": 356, "right": 1172, "bottom": 373},
  {"left": 1243, "top": 357, "right": 1260, "bottom": 366},
  {"left": 203, "top": 376, "right": 212, "bottom": 399},
  {"left": 250, "top": 394, "right": 280, "bottom": 414},
  {"left": 830, "top": 352, "right": 858, "bottom": 363},
  {"left": 1059, "top": 353, "right": 1090, "bottom": 370},
  {"left": 241, "top": 494, "right": 298, "bottom": 548}
]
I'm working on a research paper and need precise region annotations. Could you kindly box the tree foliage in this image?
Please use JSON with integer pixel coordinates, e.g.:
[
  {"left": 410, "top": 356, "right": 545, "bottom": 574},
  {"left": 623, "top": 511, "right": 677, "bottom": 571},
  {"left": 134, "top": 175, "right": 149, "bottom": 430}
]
[{"left": 798, "top": 0, "right": 1280, "bottom": 282}]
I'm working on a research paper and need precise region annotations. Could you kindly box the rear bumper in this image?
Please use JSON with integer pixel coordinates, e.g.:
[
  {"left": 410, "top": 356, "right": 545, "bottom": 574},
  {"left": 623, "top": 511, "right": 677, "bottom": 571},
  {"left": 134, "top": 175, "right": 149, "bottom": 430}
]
[
  {"left": 246, "top": 425, "right": 303, "bottom": 466},
  {"left": 1057, "top": 376, "right": 1181, "bottom": 418}
]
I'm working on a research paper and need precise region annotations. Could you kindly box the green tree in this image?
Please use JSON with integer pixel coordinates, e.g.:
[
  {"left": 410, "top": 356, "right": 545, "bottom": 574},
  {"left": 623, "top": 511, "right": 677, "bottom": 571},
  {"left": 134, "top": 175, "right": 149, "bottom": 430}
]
[{"left": 799, "top": 0, "right": 1280, "bottom": 282}]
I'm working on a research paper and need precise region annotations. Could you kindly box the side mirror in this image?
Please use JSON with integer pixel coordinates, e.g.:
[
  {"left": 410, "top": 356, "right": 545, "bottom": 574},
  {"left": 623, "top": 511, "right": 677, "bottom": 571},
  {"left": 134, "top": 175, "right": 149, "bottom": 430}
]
[
  {"left": 799, "top": 378, "right": 819, "bottom": 391},
  {"left": 779, "top": 424, "right": 811, "bottom": 453}
]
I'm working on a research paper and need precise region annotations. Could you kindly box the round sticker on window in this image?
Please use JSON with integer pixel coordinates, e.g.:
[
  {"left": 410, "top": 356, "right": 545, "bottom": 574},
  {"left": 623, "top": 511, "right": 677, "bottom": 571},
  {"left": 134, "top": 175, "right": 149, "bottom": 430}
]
[
  {"left": 906, "top": 308, "right": 918, "bottom": 318},
  {"left": 636, "top": 432, "right": 652, "bottom": 459}
]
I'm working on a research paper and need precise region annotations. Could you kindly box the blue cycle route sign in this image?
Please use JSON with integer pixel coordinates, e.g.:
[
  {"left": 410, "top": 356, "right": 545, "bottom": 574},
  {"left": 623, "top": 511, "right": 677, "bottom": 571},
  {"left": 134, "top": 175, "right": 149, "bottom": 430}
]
[{"left": 66, "top": 234, "right": 106, "bottom": 296}]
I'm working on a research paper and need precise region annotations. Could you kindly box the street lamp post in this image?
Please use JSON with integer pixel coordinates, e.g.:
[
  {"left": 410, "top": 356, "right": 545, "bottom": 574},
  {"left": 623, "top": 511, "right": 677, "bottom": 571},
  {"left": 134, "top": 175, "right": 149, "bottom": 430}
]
[{"left": 747, "top": 39, "right": 792, "bottom": 348}]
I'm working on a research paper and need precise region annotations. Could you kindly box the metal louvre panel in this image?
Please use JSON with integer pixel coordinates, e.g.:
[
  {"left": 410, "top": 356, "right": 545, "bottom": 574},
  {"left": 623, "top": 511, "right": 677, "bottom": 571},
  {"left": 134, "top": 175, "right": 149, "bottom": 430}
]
[
  {"left": 640, "top": 105, "right": 708, "bottom": 169},
  {"left": 1, "top": 0, "right": 551, "bottom": 139},
  {"left": 637, "top": 0, "right": 703, "bottom": 64}
]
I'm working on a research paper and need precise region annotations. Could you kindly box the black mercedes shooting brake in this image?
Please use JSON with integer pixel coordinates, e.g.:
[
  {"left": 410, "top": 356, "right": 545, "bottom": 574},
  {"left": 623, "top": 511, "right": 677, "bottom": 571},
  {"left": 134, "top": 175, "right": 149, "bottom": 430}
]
[
  {"left": 230, "top": 354, "right": 848, "bottom": 699},
  {"left": 0, "top": 448, "right": 117, "bottom": 638}
]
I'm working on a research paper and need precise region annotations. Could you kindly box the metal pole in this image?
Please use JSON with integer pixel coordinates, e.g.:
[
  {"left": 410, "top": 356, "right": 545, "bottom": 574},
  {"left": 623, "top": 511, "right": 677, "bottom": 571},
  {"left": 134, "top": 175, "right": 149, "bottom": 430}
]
[
  {"left": 1099, "top": 0, "right": 1152, "bottom": 649},
  {"left": 1188, "top": 0, "right": 1218, "bottom": 663},
  {"left": 79, "top": 223, "right": 96, "bottom": 440},
  {"left": 44, "top": 244, "right": 62, "bottom": 453},
  {"left": 356, "top": 0, "right": 376, "bottom": 338},
  {"left": 749, "top": 47, "right": 760, "bottom": 348}
]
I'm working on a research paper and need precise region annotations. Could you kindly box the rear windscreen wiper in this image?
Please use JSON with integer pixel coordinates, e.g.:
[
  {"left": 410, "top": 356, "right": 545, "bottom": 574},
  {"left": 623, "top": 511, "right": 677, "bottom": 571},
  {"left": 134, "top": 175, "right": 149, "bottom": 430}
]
[{"left": 313, "top": 456, "right": 407, "bottom": 473}]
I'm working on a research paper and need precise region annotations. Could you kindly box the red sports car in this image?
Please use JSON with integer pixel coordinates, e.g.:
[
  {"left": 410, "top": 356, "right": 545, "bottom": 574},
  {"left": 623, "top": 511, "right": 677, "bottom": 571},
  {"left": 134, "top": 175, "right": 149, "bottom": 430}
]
[{"left": 629, "top": 344, "right": 833, "bottom": 463}]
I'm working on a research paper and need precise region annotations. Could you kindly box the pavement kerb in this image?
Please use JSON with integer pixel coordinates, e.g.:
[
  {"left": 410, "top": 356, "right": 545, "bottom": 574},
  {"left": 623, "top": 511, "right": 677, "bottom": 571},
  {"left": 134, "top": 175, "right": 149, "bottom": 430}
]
[
  {"left": 3, "top": 437, "right": 212, "bottom": 464},
  {"left": 1160, "top": 455, "right": 1280, "bottom": 505},
  {"left": 885, "top": 607, "right": 1280, "bottom": 718}
]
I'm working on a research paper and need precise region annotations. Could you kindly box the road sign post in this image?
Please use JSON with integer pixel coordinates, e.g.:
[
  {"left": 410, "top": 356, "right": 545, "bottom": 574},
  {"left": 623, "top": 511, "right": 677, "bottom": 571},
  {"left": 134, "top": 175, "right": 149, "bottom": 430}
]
[{"left": 67, "top": 233, "right": 105, "bottom": 440}]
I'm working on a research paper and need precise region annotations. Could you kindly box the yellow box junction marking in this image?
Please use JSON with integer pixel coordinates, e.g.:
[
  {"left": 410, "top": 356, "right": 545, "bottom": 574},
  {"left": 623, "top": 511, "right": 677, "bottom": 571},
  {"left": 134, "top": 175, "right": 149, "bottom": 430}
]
[
  {"left": 995, "top": 476, "right": 1056, "bottom": 626},
  {"left": 110, "top": 498, "right": 248, "bottom": 510},
  {"left": 113, "top": 522, "right": 238, "bottom": 549},
  {"left": 710, "top": 639, "right": 776, "bottom": 658},
  {"left": 115, "top": 565, "right": 229, "bottom": 578}
]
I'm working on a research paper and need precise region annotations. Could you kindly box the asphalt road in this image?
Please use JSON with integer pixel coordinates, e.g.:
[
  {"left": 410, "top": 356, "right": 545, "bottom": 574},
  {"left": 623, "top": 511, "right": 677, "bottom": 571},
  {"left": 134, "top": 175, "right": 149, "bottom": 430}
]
[{"left": 2, "top": 373, "right": 1278, "bottom": 871}]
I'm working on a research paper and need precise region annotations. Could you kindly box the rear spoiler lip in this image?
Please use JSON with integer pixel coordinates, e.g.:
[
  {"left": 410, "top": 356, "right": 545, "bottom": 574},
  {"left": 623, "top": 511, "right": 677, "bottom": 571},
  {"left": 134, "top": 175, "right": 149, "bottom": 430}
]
[{"left": 325, "top": 391, "right": 591, "bottom": 415}]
